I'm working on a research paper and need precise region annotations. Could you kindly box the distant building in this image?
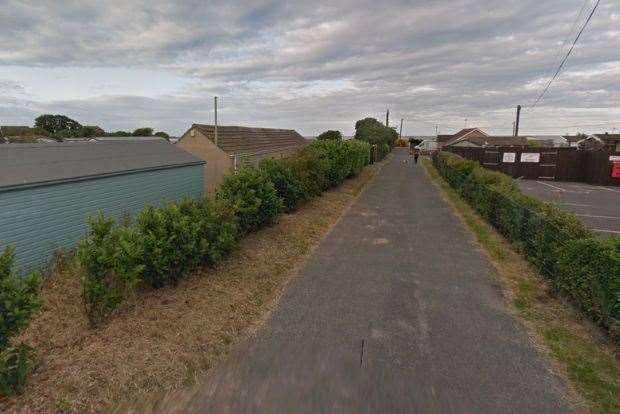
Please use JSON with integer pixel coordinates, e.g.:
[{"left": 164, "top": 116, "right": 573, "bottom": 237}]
[
  {"left": 448, "top": 135, "right": 528, "bottom": 148},
  {"left": 440, "top": 128, "right": 488, "bottom": 147},
  {"left": 525, "top": 135, "right": 568, "bottom": 147},
  {"left": 177, "top": 124, "right": 307, "bottom": 193},
  {"left": 0, "top": 141, "right": 204, "bottom": 271},
  {"left": 563, "top": 135, "right": 586, "bottom": 148},
  {"left": 578, "top": 133, "right": 620, "bottom": 152}
]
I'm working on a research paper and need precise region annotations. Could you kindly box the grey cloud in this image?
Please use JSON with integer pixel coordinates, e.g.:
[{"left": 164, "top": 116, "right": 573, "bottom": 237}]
[{"left": 0, "top": 0, "right": 618, "bottom": 135}]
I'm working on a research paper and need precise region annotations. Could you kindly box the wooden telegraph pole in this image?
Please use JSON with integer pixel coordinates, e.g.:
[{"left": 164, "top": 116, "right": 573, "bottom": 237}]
[
  {"left": 386, "top": 109, "right": 390, "bottom": 127},
  {"left": 514, "top": 105, "right": 521, "bottom": 137},
  {"left": 399, "top": 118, "right": 403, "bottom": 140}
]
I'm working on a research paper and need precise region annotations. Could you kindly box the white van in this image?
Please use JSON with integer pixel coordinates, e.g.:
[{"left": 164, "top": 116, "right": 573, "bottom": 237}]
[{"left": 415, "top": 140, "right": 438, "bottom": 154}]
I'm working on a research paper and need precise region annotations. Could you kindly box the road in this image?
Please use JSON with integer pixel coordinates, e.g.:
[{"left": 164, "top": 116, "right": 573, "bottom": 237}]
[{"left": 176, "top": 150, "right": 573, "bottom": 413}]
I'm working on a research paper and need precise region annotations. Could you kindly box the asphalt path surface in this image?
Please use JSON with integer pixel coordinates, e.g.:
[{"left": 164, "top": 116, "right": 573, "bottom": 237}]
[
  {"left": 179, "top": 150, "right": 573, "bottom": 413},
  {"left": 518, "top": 180, "right": 620, "bottom": 237}
]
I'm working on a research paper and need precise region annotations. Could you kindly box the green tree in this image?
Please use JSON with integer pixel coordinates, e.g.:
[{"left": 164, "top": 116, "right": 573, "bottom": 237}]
[
  {"left": 34, "top": 114, "right": 82, "bottom": 134},
  {"left": 154, "top": 131, "right": 170, "bottom": 139},
  {"left": 132, "top": 128, "right": 153, "bottom": 137},
  {"left": 354, "top": 117, "right": 397, "bottom": 146},
  {"left": 317, "top": 130, "right": 343, "bottom": 141}
]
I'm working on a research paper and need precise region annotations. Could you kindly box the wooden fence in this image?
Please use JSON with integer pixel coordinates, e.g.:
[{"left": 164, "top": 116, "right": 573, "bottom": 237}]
[{"left": 447, "top": 146, "right": 620, "bottom": 186}]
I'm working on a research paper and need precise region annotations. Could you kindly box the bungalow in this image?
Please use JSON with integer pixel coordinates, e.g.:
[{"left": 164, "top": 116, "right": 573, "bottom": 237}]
[
  {"left": 439, "top": 128, "right": 488, "bottom": 147},
  {"left": 177, "top": 124, "right": 308, "bottom": 193},
  {"left": 525, "top": 135, "right": 568, "bottom": 147},
  {"left": 563, "top": 135, "right": 587, "bottom": 148},
  {"left": 578, "top": 133, "right": 620, "bottom": 152}
]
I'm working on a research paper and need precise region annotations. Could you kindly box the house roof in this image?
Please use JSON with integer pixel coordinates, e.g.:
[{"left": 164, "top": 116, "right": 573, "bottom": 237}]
[
  {"left": 436, "top": 134, "right": 453, "bottom": 143},
  {"left": 454, "top": 135, "right": 528, "bottom": 147},
  {"left": 191, "top": 124, "right": 307, "bottom": 155},
  {"left": 563, "top": 135, "right": 586, "bottom": 143},
  {"left": 443, "top": 128, "right": 488, "bottom": 146},
  {"left": 0, "top": 141, "right": 203, "bottom": 191},
  {"left": 593, "top": 133, "right": 620, "bottom": 142},
  {"left": 0, "top": 126, "right": 32, "bottom": 137}
]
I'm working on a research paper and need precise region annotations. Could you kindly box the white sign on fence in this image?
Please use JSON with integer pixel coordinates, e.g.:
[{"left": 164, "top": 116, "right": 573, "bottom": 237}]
[
  {"left": 521, "top": 153, "right": 540, "bottom": 163},
  {"left": 610, "top": 155, "right": 620, "bottom": 162},
  {"left": 502, "top": 152, "right": 516, "bottom": 163}
]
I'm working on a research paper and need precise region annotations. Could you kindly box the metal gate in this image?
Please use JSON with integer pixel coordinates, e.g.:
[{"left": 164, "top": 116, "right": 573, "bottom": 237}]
[{"left": 538, "top": 151, "right": 558, "bottom": 180}]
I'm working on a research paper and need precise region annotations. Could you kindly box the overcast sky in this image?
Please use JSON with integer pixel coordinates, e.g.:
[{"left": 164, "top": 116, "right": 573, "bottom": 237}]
[{"left": 1, "top": 0, "right": 618, "bottom": 136}]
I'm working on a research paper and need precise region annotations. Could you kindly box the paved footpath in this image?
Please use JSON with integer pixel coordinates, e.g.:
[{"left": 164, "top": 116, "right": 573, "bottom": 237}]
[{"left": 185, "top": 149, "right": 572, "bottom": 413}]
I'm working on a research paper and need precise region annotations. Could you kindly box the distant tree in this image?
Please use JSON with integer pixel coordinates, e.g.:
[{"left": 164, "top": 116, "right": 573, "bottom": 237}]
[
  {"left": 35, "top": 114, "right": 82, "bottom": 134},
  {"left": 132, "top": 127, "right": 153, "bottom": 137},
  {"left": 316, "top": 130, "right": 343, "bottom": 141},
  {"left": 154, "top": 131, "right": 170, "bottom": 139},
  {"left": 105, "top": 130, "right": 132, "bottom": 137},
  {"left": 83, "top": 126, "right": 105, "bottom": 137},
  {"left": 354, "top": 117, "right": 397, "bottom": 146}
]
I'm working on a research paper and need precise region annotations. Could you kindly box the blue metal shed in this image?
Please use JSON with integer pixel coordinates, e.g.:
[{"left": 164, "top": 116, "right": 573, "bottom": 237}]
[{"left": 0, "top": 141, "right": 205, "bottom": 272}]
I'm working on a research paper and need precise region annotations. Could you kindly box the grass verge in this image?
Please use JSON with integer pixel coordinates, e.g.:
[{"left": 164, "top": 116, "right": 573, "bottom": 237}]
[
  {"left": 423, "top": 159, "right": 620, "bottom": 414},
  {"left": 2, "top": 160, "right": 384, "bottom": 414}
]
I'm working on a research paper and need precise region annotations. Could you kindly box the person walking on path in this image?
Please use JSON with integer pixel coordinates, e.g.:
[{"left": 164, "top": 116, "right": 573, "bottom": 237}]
[{"left": 413, "top": 147, "right": 420, "bottom": 164}]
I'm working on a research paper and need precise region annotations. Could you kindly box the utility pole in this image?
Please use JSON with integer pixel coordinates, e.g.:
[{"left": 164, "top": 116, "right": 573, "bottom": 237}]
[
  {"left": 514, "top": 105, "right": 521, "bottom": 137},
  {"left": 214, "top": 96, "right": 218, "bottom": 146},
  {"left": 386, "top": 109, "right": 390, "bottom": 127},
  {"left": 399, "top": 118, "right": 403, "bottom": 139},
  {"left": 435, "top": 125, "right": 438, "bottom": 135}
]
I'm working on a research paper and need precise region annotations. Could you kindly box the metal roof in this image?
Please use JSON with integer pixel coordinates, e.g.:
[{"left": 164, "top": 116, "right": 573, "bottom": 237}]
[{"left": 0, "top": 141, "right": 204, "bottom": 191}]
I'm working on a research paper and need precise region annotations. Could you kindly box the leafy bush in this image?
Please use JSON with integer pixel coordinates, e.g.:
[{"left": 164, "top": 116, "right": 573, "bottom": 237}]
[
  {"left": 395, "top": 138, "right": 408, "bottom": 147},
  {"left": 288, "top": 145, "right": 331, "bottom": 197},
  {"left": 218, "top": 167, "right": 283, "bottom": 233},
  {"left": 0, "top": 343, "right": 36, "bottom": 396},
  {"left": 433, "top": 151, "right": 619, "bottom": 340},
  {"left": 0, "top": 246, "right": 42, "bottom": 396},
  {"left": 316, "top": 130, "right": 342, "bottom": 141},
  {"left": 259, "top": 158, "right": 306, "bottom": 212},
  {"left": 177, "top": 198, "right": 239, "bottom": 264},
  {"left": 136, "top": 203, "right": 206, "bottom": 288},
  {"left": 0, "top": 247, "right": 42, "bottom": 350},
  {"left": 77, "top": 215, "right": 143, "bottom": 324}
]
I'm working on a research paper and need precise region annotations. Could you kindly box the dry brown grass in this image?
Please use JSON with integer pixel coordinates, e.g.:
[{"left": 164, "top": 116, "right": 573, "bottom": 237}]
[{"left": 2, "top": 162, "right": 383, "bottom": 414}]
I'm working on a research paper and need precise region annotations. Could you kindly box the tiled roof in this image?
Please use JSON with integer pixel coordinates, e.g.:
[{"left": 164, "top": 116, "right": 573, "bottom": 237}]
[
  {"left": 443, "top": 128, "right": 488, "bottom": 146},
  {"left": 192, "top": 124, "right": 307, "bottom": 155},
  {"left": 466, "top": 135, "right": 528, "bottom": 146}
]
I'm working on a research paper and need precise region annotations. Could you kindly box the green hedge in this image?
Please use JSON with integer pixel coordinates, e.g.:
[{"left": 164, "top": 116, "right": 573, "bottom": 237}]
[
  {"left": 77, "top": 198, "right": 239, "bottom": 324},
  {"left": 0, "top": 247, "right": 41, "bottom": 395},
  {"left": 433, "top": 151, "right": 619, "bottom": 340},
  {"left": 77, "top": 138, "right": 374, "bottom": 326},
  {"left": 218, "top": 167, "right": 282, "bottom": 233}
]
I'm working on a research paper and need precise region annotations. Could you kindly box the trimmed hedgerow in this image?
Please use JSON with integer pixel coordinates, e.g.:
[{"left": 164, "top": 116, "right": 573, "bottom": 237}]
[
  {"left": 77, "top": 137, "right": 376, "bottom": 326},
  {"left": 217, "top": 167, "right": 283, "bottom": 233},
  {"left": 77, "top": 198, "right": 239, "bottom": 324},
  {"left": 432, "top": 151, "right": 619, "bottom": 340},
  {"left": 0, "top": 246, "right": 42, "bottom": 395},
  {"left": 557, "top": 237, "right": 620, "bottom": 340},
  {"left": 259, "top": 158, "right": 306, "bottom": 212}
]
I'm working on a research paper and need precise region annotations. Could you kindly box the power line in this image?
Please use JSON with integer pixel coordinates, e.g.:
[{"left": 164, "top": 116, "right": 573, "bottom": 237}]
[{"left": 529, "top": 0, "right": 601, "bottom": 108}]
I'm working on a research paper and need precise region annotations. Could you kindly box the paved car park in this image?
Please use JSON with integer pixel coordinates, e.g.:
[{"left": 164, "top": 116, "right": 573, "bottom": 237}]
[{"left": 517, "top": 180, "right": 620, "bottom": 237}]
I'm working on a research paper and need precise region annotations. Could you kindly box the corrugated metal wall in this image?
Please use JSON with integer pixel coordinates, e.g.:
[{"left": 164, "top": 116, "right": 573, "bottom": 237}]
[{"left": 0, "top": 165, "right": 204, "bottom": 272}]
